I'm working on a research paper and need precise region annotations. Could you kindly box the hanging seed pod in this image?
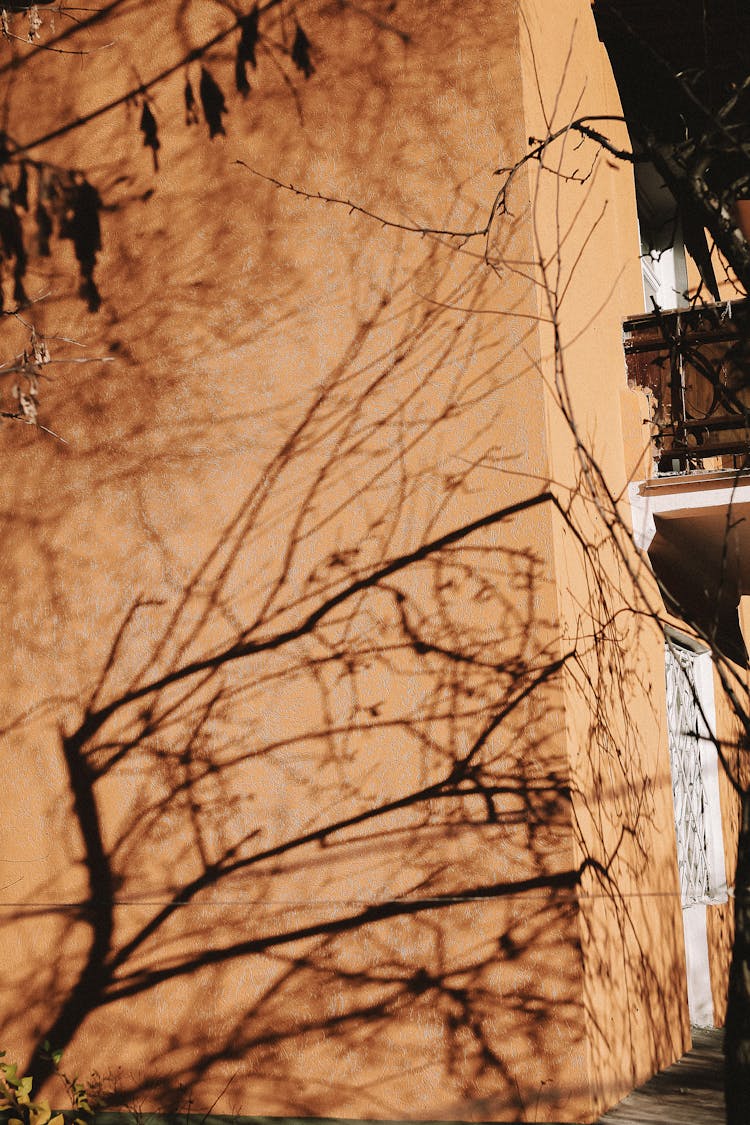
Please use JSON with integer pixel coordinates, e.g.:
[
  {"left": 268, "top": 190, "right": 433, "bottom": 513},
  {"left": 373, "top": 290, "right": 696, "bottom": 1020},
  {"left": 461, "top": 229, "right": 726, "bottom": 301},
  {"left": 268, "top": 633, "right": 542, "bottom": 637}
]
[
  {"left": 35, "top": 199, "right": 52, "bottom": 256},
  {"left": 238, "top": 5, "right": 259, "bottom": 68},
  {"left": 235, "top": 52, "right": 251, "bottom": 98},
  {"left": 291, "top": 22, "right": 314, "bottom": 79},
  {"left": 199, "top": 67, "right": 227, "bottom": 138},
  {"left": 68, "top": 175, "right": 102, "bottom": 312},
  {"left": 11, "top": 163, "right": 28, "bottom": 210},
  {"left": 139, "top": 101, "right": 160, "bottom": 172},
  {"left": 184, "top": 76, "right": 200, "bottom": 125},
  {"left": 0, "top": 197, "right": 28, "bottom": 306}
]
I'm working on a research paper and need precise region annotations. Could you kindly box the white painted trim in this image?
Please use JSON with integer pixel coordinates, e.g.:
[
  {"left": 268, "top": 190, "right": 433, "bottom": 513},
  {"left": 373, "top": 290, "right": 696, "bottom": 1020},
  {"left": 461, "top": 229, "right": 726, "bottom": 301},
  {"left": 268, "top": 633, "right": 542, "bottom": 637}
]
[
  {"left": 641, "top": 242, "right": 689, "bottom": 313},
  {"left": 682, "top": 904, "right": 714, "bottom": 1026},
  {"left": 692, "top": 650, "right": 728, "bottom": 905},
  {"left": 628, "top": 475, "right": 750, "bottom": 553}
]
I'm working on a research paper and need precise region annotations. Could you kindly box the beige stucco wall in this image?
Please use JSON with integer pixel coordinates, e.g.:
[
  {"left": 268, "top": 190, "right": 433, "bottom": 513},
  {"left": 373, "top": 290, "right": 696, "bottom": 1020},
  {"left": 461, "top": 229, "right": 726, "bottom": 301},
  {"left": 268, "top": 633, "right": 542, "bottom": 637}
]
[{"left": 0, "top": 1, "right": 724, "bottom": 1121}]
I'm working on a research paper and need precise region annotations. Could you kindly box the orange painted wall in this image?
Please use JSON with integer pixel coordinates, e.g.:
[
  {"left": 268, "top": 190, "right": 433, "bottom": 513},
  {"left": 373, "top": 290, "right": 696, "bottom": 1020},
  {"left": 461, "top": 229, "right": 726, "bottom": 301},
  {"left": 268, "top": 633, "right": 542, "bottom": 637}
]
[
  {"left": 0, "top": 1, "right": 721, "bottom": 1121},
  {"left": 517, "top": 1, "right": 691, "bottom": 1114}
]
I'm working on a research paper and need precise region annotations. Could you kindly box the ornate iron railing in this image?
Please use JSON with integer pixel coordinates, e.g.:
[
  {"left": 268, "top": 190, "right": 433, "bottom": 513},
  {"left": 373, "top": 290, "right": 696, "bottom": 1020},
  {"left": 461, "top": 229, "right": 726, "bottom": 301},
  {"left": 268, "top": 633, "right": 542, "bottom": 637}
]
[{"left": 624, "top": 299, "right": 750, "bottom": 474}]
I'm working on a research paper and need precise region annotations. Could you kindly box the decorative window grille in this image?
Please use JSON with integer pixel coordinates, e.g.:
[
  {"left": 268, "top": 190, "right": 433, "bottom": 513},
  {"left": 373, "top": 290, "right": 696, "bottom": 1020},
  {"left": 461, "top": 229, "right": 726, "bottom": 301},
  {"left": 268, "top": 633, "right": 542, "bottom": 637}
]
[{"left": 665, "top": 641, "right": 711, "bottom": 905}]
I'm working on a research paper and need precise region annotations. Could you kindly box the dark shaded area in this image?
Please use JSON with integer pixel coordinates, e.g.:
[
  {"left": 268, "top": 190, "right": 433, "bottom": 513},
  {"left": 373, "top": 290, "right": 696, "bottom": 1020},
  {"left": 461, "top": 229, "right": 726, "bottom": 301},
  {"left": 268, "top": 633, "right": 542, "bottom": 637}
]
[
  {"left": 595, "top": 0, "right": 750, "bottom": 296},
  {"left": 595, "top": 1, "right": 750, "bottom": 143},
  {"left": 727, "top": 789, "right": 750, "bottom": 1125}
]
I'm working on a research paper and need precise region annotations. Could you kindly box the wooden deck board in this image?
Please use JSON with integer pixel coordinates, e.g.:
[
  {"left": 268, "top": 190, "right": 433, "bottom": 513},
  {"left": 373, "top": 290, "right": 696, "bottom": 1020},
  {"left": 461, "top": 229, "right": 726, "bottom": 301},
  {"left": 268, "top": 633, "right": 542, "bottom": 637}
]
[{"left": 597, "top": 1028, "right": 725, "bottom": 1123}]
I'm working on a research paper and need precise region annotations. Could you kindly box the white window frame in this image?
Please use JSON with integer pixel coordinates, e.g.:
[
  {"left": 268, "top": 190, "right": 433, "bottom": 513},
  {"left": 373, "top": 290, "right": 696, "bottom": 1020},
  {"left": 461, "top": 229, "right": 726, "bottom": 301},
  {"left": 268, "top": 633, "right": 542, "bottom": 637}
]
[
  {"left": 641, "top": 238, "right": 690, "bottom": 314},
  {"left": 635, "top": 159, "right": 690, "bottom": 313},
  {"left": 664, "top": 629, "right": 727, "bottom": 906},
  {"left": 664, "top": 628, "right": 728, "bottom": 1027}
]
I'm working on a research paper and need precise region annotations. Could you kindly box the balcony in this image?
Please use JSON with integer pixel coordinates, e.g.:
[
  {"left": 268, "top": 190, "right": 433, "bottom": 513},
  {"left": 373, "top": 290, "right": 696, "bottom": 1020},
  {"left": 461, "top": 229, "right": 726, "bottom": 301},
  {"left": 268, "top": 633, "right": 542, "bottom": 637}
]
[
  {"left": 624, "top": 298, "right": 750, "bottom": 475},
  {"left": 626, "top": 299, "right": 750, "bottom": 665}
]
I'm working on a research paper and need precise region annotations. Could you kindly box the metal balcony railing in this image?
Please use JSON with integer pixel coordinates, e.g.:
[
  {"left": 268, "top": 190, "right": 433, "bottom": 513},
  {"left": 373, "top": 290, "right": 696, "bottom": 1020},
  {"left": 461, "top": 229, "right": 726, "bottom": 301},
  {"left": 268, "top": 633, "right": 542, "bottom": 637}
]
[{"left": 624, "top": 299, "right": 750, "bottom": 475}]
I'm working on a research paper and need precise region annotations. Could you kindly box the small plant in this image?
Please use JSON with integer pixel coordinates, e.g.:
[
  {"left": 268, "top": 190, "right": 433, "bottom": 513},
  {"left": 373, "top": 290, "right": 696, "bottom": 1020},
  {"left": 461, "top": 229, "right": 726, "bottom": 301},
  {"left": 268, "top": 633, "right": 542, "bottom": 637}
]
[
  {"left": 0, "top": 1045, "right": 106, "bottom": 1125},
  {"left": 0, "top": 1050, "right": 65, "bottom": 1125},
  {"left": 0, "top": 1047, "right": 197, "bottom": 1125}
]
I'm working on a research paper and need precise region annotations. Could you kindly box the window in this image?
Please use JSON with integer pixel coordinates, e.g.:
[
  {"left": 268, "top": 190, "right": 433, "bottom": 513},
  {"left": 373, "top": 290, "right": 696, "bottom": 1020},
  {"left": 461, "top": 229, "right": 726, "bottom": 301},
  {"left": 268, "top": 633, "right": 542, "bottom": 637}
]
[
  {"left": 636, "top": 161, "right": 689, "bottom": 313},
  {"left": 664, "top": 634, "right": 726, "bottom": 906}
]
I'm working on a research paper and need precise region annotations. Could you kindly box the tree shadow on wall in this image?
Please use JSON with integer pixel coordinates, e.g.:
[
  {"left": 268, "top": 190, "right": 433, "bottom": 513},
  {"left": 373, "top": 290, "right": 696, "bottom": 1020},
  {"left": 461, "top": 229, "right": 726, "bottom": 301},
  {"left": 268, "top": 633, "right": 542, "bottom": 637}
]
[
  {"left": 0, "top": 2, "right": 690, "bottom": 1117},
  {"left": 0, "top": 0, "right": 471, "bottom": 316},
  {"left": 0, "top": 260, "right": 686, "bottom": 1121}
]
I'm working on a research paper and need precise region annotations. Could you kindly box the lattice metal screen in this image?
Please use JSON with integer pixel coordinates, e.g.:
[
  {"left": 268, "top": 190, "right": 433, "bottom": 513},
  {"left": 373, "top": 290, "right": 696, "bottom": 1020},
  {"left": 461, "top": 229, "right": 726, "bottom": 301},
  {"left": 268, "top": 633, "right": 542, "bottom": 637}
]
[{"left": 665, "top": 642, "right": 711, "bottom": 905}]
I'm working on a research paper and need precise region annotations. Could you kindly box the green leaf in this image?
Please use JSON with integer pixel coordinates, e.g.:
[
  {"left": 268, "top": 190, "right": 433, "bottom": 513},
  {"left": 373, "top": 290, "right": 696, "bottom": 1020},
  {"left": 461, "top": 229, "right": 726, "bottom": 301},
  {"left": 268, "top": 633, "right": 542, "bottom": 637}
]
[{"left": 29, "top": 1097, "right": 51, "bottom": 1125}]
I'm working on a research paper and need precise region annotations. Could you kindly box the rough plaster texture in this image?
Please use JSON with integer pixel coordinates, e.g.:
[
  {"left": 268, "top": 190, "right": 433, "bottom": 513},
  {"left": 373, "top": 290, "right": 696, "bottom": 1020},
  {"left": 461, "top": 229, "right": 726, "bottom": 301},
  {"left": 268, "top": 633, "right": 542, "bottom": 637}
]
[{"left": 0, "top": 1, "right": 737, "bottom": 1121}]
